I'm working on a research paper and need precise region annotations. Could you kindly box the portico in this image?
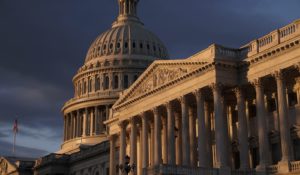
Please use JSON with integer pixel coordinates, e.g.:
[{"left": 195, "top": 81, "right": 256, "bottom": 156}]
[{"left": 106, "top": 19, "right": 300, "bottom": 175}]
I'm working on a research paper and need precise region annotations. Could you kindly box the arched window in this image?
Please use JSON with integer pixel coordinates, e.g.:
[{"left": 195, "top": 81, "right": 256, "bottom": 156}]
[
  {"left": 88, "top": 78, "right": 92, "bottom": 92},
  {"left": 95, "top": 76, "right": 100, "bottom": 91},
  {"left": 124, "top": 75, "right": 129, "bottom": 88},
  {"left": 132, "top": 42, "right": 136, "bottom": 48},
  {"left": 104, "top": 75, "right": 109, "bottom": 90},
  {"left": 78, "top": 82, "right": 81, "bottom": 96},
  {"left": 83, "top": 81, "right": 87, "bottom": 94},
  {"left": 114, "top": 75, "right": 119, "bottom": 89},
  {"left": 124, "top": 42, "right": 128, "bottom": 49}
]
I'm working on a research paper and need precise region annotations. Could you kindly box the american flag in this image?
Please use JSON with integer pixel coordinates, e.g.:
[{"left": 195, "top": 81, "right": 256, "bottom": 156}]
[{"left": 13, "top": 119, "right": 18, "bottom": 134}]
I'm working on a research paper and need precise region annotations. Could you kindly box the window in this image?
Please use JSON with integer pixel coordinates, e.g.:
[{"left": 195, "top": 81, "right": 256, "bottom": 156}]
[
  {"left": 147, "top": 44, "right": 150, "bottom": 50},
  {"left": 104, "top": 75, "right": 109, "bottom": 90},
  {"left": 132, "top": 42, "right": 136, "bottom": 48},
  {"left": 140, "top": 43, "right": 143, "bottom": 49},
  {"left": 103, "top": 44, "right": 106, "bottom": 50},
  {"left": 95, "top": 76, "right": 100, "bottom": 91},
  {"left": 114, "top": 75, "right": 119, "bottom": 89},
  {"left": 83, "top": 81, "right": 87, "bottom": 94},
  {"left": 294, "top": 139, "right": 300, "bottom": 160},
  {"left": 117, "top": 42, "right": 121, "bottom": 49},
  {"left": 124, "top": 75, "right": 129, "bottom": 88},
  {"left": 110, "top": 43, "right": 113, "bottom": 49},
  {"left": 88, "top": 78, "right": 92, "bottom": 92},
  {"left": 153, "top": 45, "right": 156, "bottom": 51},
  {"left": 271, "top": 143, "right": 281, "bottom": 164},
  {"left": 124, "top": 42, "right": 128, "bottom": 49}
]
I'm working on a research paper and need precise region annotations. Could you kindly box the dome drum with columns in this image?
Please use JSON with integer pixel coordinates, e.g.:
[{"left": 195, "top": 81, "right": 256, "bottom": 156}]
[{"left": 60, "top": 0, "right": 168, "bottom": 154}]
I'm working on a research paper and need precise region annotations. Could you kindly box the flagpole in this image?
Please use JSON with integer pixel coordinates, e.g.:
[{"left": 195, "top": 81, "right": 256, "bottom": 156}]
[{"left": 13, "top": 131, "right": 16, "bottom": 156}]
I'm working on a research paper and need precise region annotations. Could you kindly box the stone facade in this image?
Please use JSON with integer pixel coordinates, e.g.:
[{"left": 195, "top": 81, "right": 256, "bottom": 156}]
[{"left": 106, "top": 19, "right": 300, "bottom": 175}]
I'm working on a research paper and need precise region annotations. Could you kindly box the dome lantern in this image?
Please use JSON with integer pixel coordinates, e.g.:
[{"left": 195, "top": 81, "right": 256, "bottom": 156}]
[{"left": 118, "top": 0, "right": 139, "bottom": 17}]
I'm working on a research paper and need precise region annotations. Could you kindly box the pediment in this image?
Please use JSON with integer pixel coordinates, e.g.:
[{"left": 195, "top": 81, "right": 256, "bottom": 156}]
[
  {"left": 114, "top": 60, "right": 208, "bottom": 108},
  {"left": 0, "top": 157, "right": 17, "bottom": 175}
]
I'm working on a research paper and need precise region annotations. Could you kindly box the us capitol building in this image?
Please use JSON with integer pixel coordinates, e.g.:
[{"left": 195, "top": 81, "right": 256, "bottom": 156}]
[{"left": 1, "top": 0, "right": 300, "bottom": 175}]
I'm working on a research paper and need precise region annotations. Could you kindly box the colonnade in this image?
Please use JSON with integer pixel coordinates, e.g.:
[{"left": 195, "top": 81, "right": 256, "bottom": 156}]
[
  {"left": 63, "top": 105, "right": 110, "bottom": 141},
  {"left": 75, "top": 73, "right": 139, "bottom": 97},
  {"left": 109, "top": 70, "right": 295, "bottom": 175}
]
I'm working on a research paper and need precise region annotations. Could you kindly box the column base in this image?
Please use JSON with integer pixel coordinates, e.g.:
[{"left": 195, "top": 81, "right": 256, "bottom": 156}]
[
  {"left": 255, "top": 164, "right": 268, "bottom": 172},
  {"left": 278, "top": 160, "right": 291, "bottom": 173}
]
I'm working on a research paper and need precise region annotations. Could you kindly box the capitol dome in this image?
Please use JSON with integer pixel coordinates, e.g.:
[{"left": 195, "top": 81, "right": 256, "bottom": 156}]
[{"left": 60, "top": 0, "right": 169, "bottom": 154}]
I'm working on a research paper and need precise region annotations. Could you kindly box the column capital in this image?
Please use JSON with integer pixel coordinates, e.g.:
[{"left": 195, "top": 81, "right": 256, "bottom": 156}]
[
  {"left": 272, "top": 70, "right": 285, "bottom": 81},
  {"left": 294, "top": 62, "right": 300, "bottom": 71},
  {"left": 233, "top": 86, "right": 244, "bottom": 98},
  {"left": 139, "top": 112, "right": 147, "bottom": 119},
  {"left": 151, "top": 107, "right": 159, "bottom": 116},
  {"left": 251, "top": 78, "right": 263, "bottom": 88},
  {"left": 209, "top": 82, "right": 223, "bottom": 92},
  {"left": 164, "top": 101, "right": 172, "bottom": 110},
  {"left": 193, "top": 88, "right": 202, "bottom": 99},
  {"left": 130, "top": 117, "right": 137, "bottom": 124},
  {"left": 178, "top": 95, "right": 187, "bottom": 104},
  {"left": 118, "top": 121, "right": 127, "bottom": 129}
]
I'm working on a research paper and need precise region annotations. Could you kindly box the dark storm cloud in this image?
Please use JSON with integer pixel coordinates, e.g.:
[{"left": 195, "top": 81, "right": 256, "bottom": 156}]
[
  {"left": 0, "top": 0, "right": 299, "bottom": 155},
  {"left": 0, "top": 140, "right": 49, "bottom": 158}
]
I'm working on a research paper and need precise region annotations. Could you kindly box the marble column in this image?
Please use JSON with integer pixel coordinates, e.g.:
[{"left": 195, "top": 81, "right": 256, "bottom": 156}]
[
  {"left": 90, "top": 109, "right": 94, "bottom": 135},
  {"left": 253, "top": 79, "right": 270, "bottom": 171},
  {"left": 180, "top": 95, "right": 190, "bottom": 166},
  {"left": 195, "top": 89, "right": 208, "bottom": 167},
  {"left": 76, "top": 110, "right": 80, "bottom": 137},
  {"left": 99, "top": 109, "right": 104, "bottom": 133},
  {"left": 162, "top": 117, "right": 168, "bottom": 164},
  {"left": 204, "top": 102, "right": 213, "bottom": 167},
  {"left": 130, "top": 117, "right": 137, "bottom": 175},
  {"left": 64, "top": 116, "right": 67, "bottom": 141},
  {"left": 72, "top": 112, "right": 76, "bottom": 138},
  {"left": 235, "top": 87, "right": 250, "bottom": 170},
  {"left": 109, "top": 135, "right": 116, "bottom": 175},
  {"left": 175, "top": 112, "right": 182, "bottom": 165},
  {"left": 83, "top": 108, "right": 87, "bottom": 136},
  {"left": 166, "top": 102, "right": 175, "bottom": 165},
  {"left": 95, "top": 107, "right": 99, "bottom": 134},
  {"left": 141, "top": 113, "right": 149, "bottom": 168},
  {"left": 119, "top": 122, "right": 126, "bottom": 175},
  {"left": 212, "top": 83, "right": 228, "bottom": 168},
  {"left": 275, "top": 71, "right": 292, "bottom": 172},
  {"left": 189, "top": 106, "right": 197, "bottom": 166},
  {"left": 153, "top": 107, "right": 162, "bottom": 166},
  {"left": 150, "top": 123, "right": 154, "bottom": 166},
  {"left": 70, "top": 113, "right": 73, "bottom": 139}
]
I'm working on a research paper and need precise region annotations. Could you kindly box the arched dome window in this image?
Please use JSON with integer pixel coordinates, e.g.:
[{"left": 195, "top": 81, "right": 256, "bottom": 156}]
[
  {"left": 95, "top": 76, "right": 100, "bottom": 91},
  {"left": 114, "top": 75, "right": 119, "bottom": 89},
  {"left": 140, "top": 43, "right": 143, "bottom": 49},
  {"left": 124, "top": 42, "right": 128, "bottom": 49},
  {"left": 104, "top": 75, "right": 109, "bottom": 90},
  {"left": 117, "top": 42, "right": 121, "bottom": 49},
  {"left": 83, "top": 80, "right": 87, "bottom": 94},
  {"left": 132, "top": 42, "right": 136, "bottom": 48},
  {"left": 88, "top": 78, "right": 92, "bottom": 92},
  {"left": 147, "top": 44, "right": 150, "bottom": 50},
  {"left": 109, "top": 43, "right": 113, "bottom": 49},
  {"left": 124, "top": 75, "right": 129, "bottom": 88}
]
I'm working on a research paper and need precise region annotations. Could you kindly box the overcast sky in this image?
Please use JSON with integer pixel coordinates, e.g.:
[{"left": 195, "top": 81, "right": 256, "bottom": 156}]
[{"left": 0, "top": 0, "right": 299, "bottom": 158}]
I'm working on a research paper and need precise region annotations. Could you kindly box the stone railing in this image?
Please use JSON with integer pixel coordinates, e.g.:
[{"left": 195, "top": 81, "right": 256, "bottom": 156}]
[
  {"left": 63, "top": 90, "right": 120, "bottom": 107},
  {"left": 143, "top": 165, "right": 220, "bottom": 175},
  {"left": 246, "top": 19, "right": 300, "bottom": 57},
  {"left": 231, "top": 169, "right": 267, "bottom": 175},
  {"left": 267, "top": 164, "right": 278, "bottom": 174},
  {"left": 291, "top": 160, "right": 300, "bottom": 172},
  {"left": 143, "top": 165, "right": 268, "bottom": 175}
]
